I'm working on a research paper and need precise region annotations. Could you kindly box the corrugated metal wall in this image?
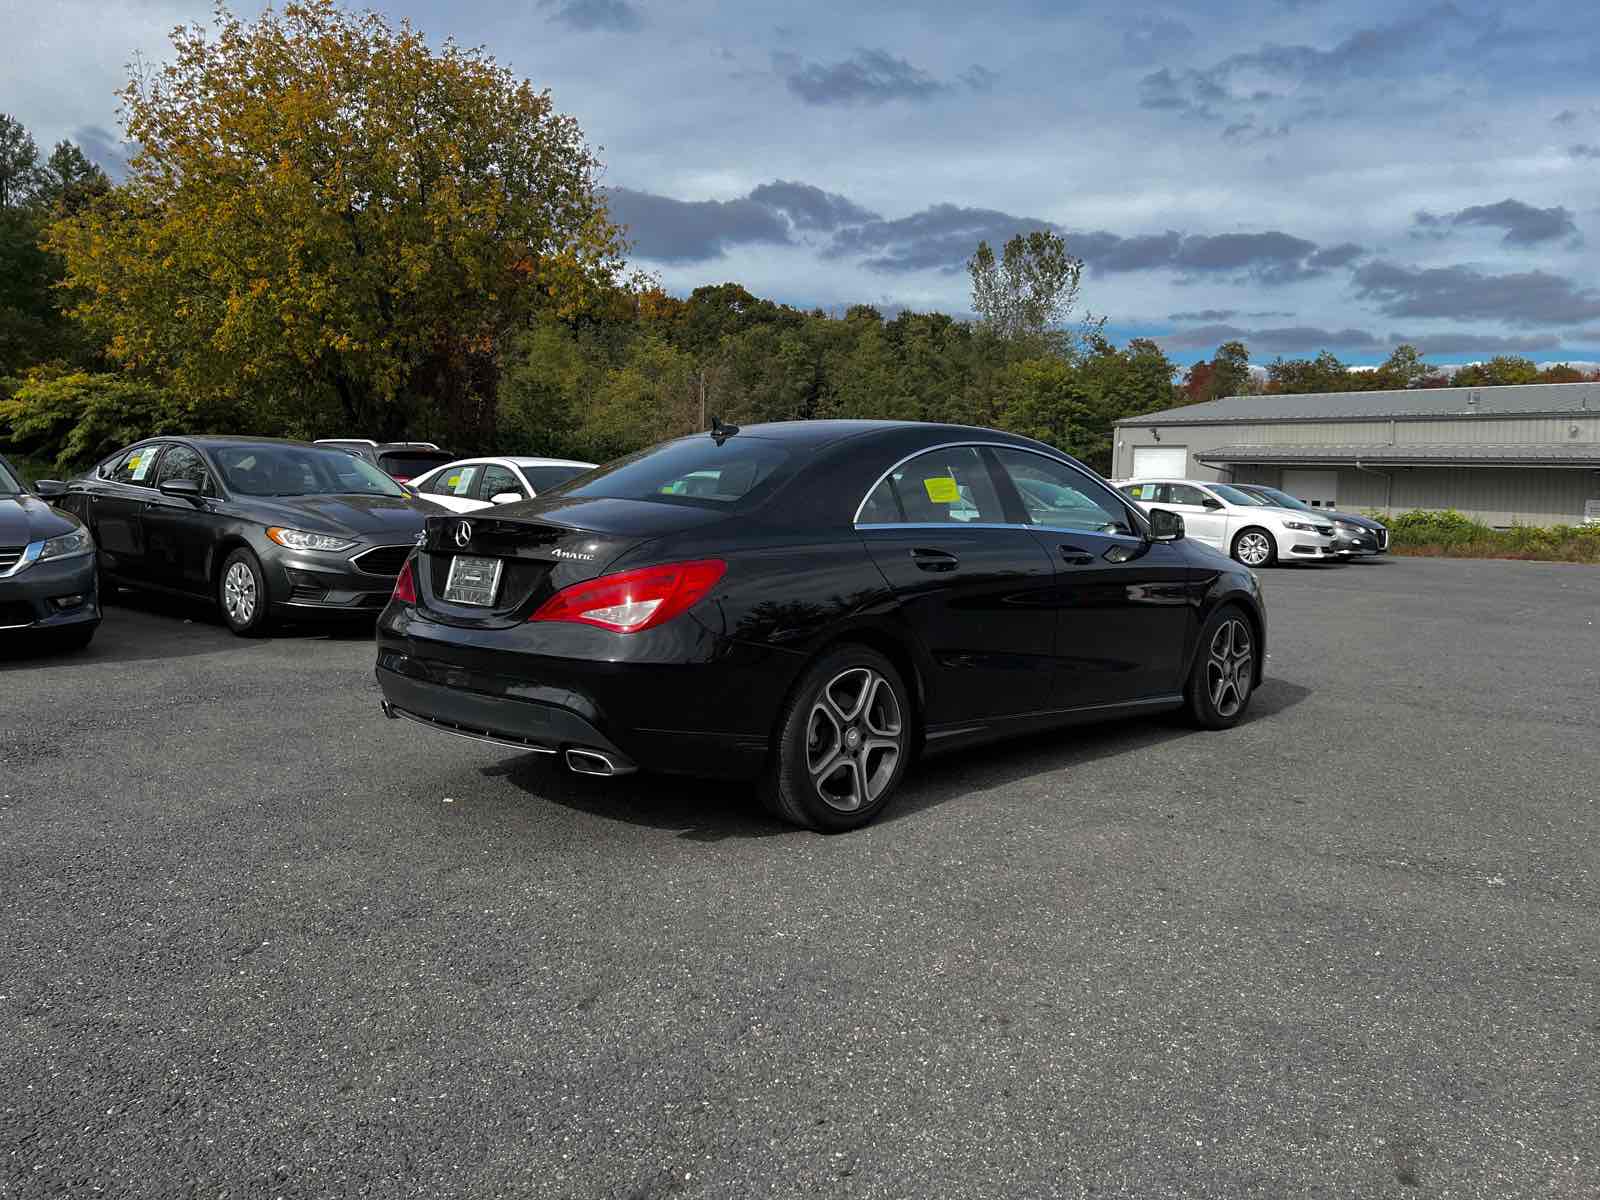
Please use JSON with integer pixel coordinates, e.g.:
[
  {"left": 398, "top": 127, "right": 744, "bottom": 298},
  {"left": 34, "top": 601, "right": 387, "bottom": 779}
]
[{"left": 1112, "top": 413, "right": 1600, "bottom": 525}]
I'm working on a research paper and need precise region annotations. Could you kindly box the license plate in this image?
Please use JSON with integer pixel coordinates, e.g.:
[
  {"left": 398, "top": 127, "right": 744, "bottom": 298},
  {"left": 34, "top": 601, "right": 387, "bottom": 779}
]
[{"left": 444, "top": 555, "right": 502, "bottom": 606}]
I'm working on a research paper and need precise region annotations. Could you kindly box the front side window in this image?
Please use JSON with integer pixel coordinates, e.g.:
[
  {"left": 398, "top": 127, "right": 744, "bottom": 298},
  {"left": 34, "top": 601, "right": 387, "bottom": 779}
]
[
  {"left": 155, "top": 445, "right": 211, "bottom": 494},
  {"left": 0, "top": 459, "right": 21, "bottom": 495},
  {"left": 857, "top": 446, "right": 1005, "bottom": 526},
  {"left": 214, "top": 445, "right": 406, "bottom": 498},
  {"left": 480, "top": 464, "right": 525, "bottom": 499},
  {"left": 107, "top": 444, "right": 163, "bottom": 487},
  {"left": 992, "top": 448, "right": 1134, "bottom": 535},
  {"left": 1161, "top": 483, "right": 1209, "bottom": 507}
]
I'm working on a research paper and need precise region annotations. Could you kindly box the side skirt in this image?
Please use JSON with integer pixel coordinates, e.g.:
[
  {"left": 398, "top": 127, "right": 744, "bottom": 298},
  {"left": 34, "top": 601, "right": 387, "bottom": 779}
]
[{"left": 921, "top": 694, "right": 1186, "bottom": 758}]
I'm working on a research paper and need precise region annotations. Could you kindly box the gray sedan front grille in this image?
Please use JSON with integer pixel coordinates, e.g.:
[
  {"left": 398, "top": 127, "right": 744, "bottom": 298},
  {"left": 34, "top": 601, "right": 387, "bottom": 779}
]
[{"left": 0, "top": 546, "right": 23, "bottom": 572}]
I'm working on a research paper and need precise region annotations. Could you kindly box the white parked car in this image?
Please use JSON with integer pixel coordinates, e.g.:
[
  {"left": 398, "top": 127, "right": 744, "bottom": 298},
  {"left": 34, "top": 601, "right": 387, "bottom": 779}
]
[
  {"left": 1112, "top": 477, "right": 1340, "bottom": 567},
  {"left": 409, "top": 456, "right": 597, "bottom": 513}
]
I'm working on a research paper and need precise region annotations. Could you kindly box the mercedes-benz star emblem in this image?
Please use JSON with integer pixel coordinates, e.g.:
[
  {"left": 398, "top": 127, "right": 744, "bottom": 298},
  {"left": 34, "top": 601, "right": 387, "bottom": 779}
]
[{"left": 454, "top": 520, "right": 473, "bottom": 548}]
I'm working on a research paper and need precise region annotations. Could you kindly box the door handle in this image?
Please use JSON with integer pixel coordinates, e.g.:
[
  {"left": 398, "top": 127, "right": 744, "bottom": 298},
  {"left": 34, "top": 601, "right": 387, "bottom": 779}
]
[
  {"left": 1059, "top": 545, "right": 1094, "bottom": 566},
  {"left": 910, "top": 547, "right": 959, "bottom": 572}
]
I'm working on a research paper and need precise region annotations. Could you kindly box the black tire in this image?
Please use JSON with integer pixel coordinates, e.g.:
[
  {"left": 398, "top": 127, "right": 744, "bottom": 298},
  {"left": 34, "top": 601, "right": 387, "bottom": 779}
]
[
  {"left": 1184, "top": 604, "right": 1257, "bottom": 730},
  {"left": 761, "top": 645, "right": 913, "bottom": 832},
  {"left": 218, "top": 547, "right": 272, "bottom": 636},
  {"left": 1231, "top": 526, "right": 1277, "bottom": 568}
]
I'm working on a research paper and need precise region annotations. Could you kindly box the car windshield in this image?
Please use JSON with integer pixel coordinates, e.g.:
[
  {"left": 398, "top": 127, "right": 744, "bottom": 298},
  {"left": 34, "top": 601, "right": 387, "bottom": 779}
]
[
  {"left": 1254, "top": 487, "right": 1314, "bottom": 512},
  {"left": 0, "top": 460, "right": 21, "bottom": 495},
  {"left": 552, "top": 437, "right": 791, "bottom": 507},
  {"left": 522, "top": 464, "right": 594, "bottom": 493},
  {"left": 214, "top": 445, "right": 406, "bottom": 497},
  {"left": 1211, "top": 483, "right": 1270, "bottom": 506}
]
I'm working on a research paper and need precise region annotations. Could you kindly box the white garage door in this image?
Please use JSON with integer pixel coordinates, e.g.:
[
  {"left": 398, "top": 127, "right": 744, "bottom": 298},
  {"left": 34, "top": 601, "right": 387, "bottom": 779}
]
[
  {"left": 1133, "top": 446, "right": 1188, "bottom": 478},
  {"left": 1282, "top": 469, "right": 1339, "bottom": 509}
]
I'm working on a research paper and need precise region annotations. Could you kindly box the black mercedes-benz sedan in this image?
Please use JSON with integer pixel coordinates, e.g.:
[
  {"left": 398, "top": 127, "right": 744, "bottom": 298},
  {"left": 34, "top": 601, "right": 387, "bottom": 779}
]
[
  {"left": 1232, "top": 484, "right": 1389, "bottom": 556},
  {"left": 1, "top": 454, "right": 100, "bottom": 649},
  {"left": 41, "top": 437, "right": 435, "bottom": 635},
  {"left": 376, "top": 421, "right": 1267, "bottom": 830}
]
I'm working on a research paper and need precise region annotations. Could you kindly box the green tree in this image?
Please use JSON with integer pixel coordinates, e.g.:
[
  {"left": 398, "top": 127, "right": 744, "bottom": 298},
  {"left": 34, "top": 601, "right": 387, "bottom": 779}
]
[
  {"left": 1451, "top": 356, "right": 1540, "bottom": 387},
  {"left": 967, "top": 230, "right": 1086, "bottom": 345},
  {"left": 0, "top": 370, "right": 178, "bottom": 468},
  {"left": 47, "top": 0, "right": 625, "bottom": 449},
  {"left": 0, "top": 114, "right": 42, "bottom": 209},
  {"left": 37, "top": 141, "right": 109, "bottom": 214}
]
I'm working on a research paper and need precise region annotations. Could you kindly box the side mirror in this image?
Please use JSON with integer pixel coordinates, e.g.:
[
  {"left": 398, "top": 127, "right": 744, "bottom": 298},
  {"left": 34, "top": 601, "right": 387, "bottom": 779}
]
[
  {"left": 33, "top": 479, "right": 66, "bottom": 498},
  {"left": 1148, "top": 507, "right": 1185, "bottom": 542},
  {"left": 158, "top": 478, "right": 204, "bottom": 503},
  {"left": 490, "top": 492, "right": 522, "bottom": 505},
  {"left": 1201, "top": 497, "right": 1223, "bottom": 510}
]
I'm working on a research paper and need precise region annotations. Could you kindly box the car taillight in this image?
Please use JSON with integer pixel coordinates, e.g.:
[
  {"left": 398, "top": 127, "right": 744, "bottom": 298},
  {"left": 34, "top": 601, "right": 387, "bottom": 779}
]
[
  {"left": 529, "top": 559, "right": 726, "bottom": 634},
  {"left": 392, "top": 558, "right": 417, "bottom": 604}
]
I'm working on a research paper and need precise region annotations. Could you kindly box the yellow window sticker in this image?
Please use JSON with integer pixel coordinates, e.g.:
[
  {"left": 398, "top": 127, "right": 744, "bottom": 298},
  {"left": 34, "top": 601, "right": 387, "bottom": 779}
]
[
  {"left": 130, "top": 453, "right": 153, "bottom": 481},
  {"left": 923, "top": 476, "right": 961, "bottom": 504},
  {"left": 446, "top": 474, "right": 460, "bottom": 488}
]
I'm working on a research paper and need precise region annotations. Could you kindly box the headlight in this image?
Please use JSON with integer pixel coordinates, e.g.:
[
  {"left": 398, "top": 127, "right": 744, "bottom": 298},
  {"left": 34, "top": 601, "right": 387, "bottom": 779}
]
[
  {"left": 37, "top": 526, "right": 94, "bottom": 562},
  {"left": 1282, "top": 521, "right": 1318, "bottom": 532},
  {"left": 266, "top": 526, "right": 356, "bottom": 552}
]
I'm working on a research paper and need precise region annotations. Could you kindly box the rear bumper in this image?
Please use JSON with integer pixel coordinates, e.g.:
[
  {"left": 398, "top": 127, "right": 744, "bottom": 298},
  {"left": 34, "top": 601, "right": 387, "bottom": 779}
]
[
  {"left": 0, "top": 552, "right": 101, "bottom": 632},
  {"left": 374, "top": 606, "right": 796, "bottom": 779}
]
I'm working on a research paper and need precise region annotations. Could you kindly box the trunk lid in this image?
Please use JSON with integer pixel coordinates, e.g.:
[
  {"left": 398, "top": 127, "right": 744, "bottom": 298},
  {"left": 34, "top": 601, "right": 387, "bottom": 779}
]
[{"left": 414, "top": 496, "right": 731, "bottom": 628}]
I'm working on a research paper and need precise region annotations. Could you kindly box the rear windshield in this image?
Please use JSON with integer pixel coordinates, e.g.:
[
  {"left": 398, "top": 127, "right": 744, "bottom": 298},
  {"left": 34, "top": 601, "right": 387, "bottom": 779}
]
[
  {"left": 522, "top": 464, "right": 594, "bottom": 493},
  {"left": 552, "top": 437, "right": 791, "bottom": 508},
  {"left": 378, "top": 450, "right": 454, "bottom": 478}
]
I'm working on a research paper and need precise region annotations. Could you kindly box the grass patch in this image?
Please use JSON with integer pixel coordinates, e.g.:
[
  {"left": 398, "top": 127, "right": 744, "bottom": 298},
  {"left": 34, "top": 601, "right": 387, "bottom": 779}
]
[{"left": 1378, "top": 509, "right": 1600, "bottom": 564}]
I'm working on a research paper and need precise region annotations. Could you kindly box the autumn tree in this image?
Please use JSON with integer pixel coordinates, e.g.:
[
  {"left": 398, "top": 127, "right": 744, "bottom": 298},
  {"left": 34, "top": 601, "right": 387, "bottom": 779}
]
[
  {"left": 967, "top": 230, "right": 1088, "bottom": 345},
  {"left": 48, "top": 0, "right": 625, "bottom": 448},
  {"left": 1180, "top": 340, "right": 1252, "bottom": 404}
]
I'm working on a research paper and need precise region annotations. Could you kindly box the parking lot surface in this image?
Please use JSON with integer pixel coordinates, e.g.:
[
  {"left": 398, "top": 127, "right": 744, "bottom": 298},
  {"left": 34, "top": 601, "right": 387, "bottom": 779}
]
[{"left": 3, "top": 558, "right": 1598, "bottom": 1198}]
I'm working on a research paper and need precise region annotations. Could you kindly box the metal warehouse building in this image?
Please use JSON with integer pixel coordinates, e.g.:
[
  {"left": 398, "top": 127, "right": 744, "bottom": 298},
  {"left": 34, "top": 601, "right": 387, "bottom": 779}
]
[{"left": 1112, "top": 381, "right": 1600, "bottom": 527}]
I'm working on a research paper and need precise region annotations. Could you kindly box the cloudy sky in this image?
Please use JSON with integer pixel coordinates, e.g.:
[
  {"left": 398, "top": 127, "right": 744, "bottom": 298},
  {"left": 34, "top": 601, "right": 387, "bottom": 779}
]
[{"left": 7, "top": 0, "right": 1600, "bottom": 364}]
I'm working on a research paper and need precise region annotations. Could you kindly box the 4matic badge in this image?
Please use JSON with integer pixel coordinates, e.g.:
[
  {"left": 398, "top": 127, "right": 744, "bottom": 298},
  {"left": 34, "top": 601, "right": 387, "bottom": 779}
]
[{"left": 551, "top": 547, "right": 596, "bottom": 561}]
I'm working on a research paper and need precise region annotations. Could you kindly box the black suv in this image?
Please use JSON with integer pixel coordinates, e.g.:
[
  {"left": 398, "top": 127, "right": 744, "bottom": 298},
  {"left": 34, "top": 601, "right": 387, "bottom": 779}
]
[{"left": 313, "top": 440, "right": 456, "bottom": 483}]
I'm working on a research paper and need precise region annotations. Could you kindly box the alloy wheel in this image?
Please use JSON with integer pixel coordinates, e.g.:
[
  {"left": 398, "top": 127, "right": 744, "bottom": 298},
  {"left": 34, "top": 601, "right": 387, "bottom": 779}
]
[
  {"left": 1237, "top": 532, "right": 1272, "bottom": 566},
  {"left": 805, "top": 667, "right": 904, "bottom": 813},
  {"left": 1206, "top": 618, "right": 1254, "bottom": 718},
  {"left": 224, "top": 561, "right": 257, "bottom": 626}
]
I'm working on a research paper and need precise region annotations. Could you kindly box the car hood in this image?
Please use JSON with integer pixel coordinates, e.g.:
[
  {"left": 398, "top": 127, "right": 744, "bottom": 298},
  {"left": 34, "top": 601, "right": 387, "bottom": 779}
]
[
  {"left": 1255, "top": 504, "right": 1335, "bottom": 528},
  {"left": 233, "top": 493, "right": 431, "bottom": 540},
  {"left": 0, "top": 494, "right": 82, "bottom": 545},
  {"left": 1323, "top": 509, "right": 1384, "bottom": 530}
]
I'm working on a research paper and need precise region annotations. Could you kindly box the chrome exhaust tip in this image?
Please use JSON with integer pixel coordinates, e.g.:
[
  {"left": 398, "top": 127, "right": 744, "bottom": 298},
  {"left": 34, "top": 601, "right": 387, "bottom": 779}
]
[
  {"left": 565, "top": 748, "right": 617, "bottom": 777},
  {"left": 380, "top": 699, "right": 398, "bottom": 720}
]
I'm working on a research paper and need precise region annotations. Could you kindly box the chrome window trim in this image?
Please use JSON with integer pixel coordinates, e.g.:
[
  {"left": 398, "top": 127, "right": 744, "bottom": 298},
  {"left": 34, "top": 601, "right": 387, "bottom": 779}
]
[
  {"left": 851, "top": 440, "right": 1148, "bottom": 536},
  {"left": 857, "top": 520, "right": 1145, "bottom": 544}
]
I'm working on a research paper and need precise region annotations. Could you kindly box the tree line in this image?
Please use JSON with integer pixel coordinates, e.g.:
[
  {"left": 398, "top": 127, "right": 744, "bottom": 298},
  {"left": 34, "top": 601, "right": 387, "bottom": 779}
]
[{"left": 2, "top": 1, "right": 1596, "bottom": 480}]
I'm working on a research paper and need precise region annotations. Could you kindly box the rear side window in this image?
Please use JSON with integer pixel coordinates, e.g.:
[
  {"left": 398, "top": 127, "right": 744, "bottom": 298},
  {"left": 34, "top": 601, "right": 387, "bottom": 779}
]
[
  {"left": 857, "top": 446, "right": 1006, "bottom": 526},
  {"left": 107, "top": 444, "right": 163, "bottom": 486},
  {"left": 422, "top": 464, "right": 482, "bottom": 498},
  {"left": 1122, "top": 483, "right": 1159, "bottom": 502},
  {"left": 559, "top": 438, "right": 791, "bottom": 508}
]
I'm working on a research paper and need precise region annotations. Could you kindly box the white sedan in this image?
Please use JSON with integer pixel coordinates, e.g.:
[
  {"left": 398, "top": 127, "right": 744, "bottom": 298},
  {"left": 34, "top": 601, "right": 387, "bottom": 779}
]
[
  {"left": 1112, "top": 477, "right": 1340, "bottom": 567},
  {"left": 409, "top": 456, "right": 597, "bottom": 513}
]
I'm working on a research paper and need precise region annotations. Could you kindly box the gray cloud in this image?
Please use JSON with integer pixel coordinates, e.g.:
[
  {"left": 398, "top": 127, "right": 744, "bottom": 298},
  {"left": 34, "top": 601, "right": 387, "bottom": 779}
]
[
  {"left": 1570, "top": 144, "right": 1600, "bottom": 160},
  {"left": 1353, "top": 261, "right": 1600, "bottom": 327},
  {"left": 826, "top": 203, "right": 1056, "bottom": 273},
  {"left": 1157, "top": 324, "right": 1385, "bottom": 353},
  {"left": 71, "top": 125, "right": 129, "bottom": 179},
  {"left": 540, "top": 0, "right": 642, "bottom": 33},
  {"left": 1169, "top": 309, "right": 1240, "bottom": 322},
  {"left": 1309, "top": 242, "right": 1366, "bottom": 268},
  {"left": 1121, "top": 17, "right": 1195, "bottom": 64},
  {"left": 1552, "top": 109, "right": 1580, "bottom": 127},
  {"left": 746, "top": 181, "right": 881, "bottom": 232},
  {"left": 1145, "top": 4, "right": 1475, "bottom": 121},
  {"left": 1388, "top": 331, "right": 1562, "bottom": 354},
  {"left": 776, "top": 49, "right": 952, "bottom": 106},
  {"left": 605, "top": 188, "right": 793, "bottom": 262},
  {"left": 1412, "top": 198, "right": 1579, "bottom": 246},
  {"left": 960, "top": 65, "right": 999, "bottom": 93}
]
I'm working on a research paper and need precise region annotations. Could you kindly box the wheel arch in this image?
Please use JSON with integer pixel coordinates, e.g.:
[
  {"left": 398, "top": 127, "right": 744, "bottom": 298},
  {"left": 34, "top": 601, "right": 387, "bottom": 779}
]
[
  {"left": 1231, "top": 524, "right": 1277, "bottom": 563},
  {"left": 1185, "top": 588, "right": 1267, "bottom": 689},
  {"left": 765, "top": 621, "right": 929, "bottom": 757}
]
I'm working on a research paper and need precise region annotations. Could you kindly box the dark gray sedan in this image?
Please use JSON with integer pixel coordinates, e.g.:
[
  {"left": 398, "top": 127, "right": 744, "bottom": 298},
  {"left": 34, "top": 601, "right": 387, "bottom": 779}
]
[
  {"left": 1233, "top": 484, "right": 1389, "bottom": 556},
  {"left": 0, "top": 454, "right": 100, "bottom": 649},
  {"left": 41, "top": 437, "right": 437, "bottom": 635}
]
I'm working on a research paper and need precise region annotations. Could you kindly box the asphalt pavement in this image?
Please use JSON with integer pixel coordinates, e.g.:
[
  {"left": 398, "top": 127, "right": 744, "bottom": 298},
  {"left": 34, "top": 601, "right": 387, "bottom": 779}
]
[{"left": 2, "top": 558, "right": 1597, "bottom": 1198}]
